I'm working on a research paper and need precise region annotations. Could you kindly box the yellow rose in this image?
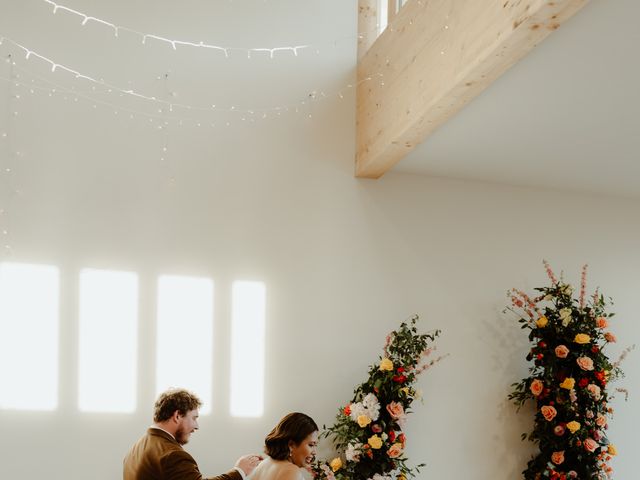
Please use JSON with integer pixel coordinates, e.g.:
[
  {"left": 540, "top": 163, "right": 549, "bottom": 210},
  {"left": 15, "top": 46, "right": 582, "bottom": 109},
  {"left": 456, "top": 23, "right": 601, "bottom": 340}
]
[
  {"left": 566, "top": 421, "right": 580, "bottom": 433},
  {"left": 329, "top": 458, "right": 342, "bottom": 472},
  {"left": 608, "top": 444, "right": 618, "bottom": 456},
  {"left": 536, "top": 316, "right": 548, "bottom": 328},
  {"left": 559, "top": 378, "right": 575, "bottom": 390},
  {"left": 379, "top": 358, "right": 394, "bottom": 371},
  {"left": 397, "top": 475, "right": 407, "bottom": 480},
  {"left": 368, "top": 434, "right": 383, "bottom": 449},
  {"left": 357, "top": 415, "right": 372, "bottom": 428},
  {"left": 574, "top": 333, "right": 591, "bottom": 344},
  {"left": 400, "top": 387, "right": 410, "bottom": 396}
]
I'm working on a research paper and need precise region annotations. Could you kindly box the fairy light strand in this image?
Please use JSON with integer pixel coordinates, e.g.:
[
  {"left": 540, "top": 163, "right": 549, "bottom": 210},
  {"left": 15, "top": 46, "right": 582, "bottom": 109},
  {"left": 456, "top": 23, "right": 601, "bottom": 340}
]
[
  {"left": 0, "top": 64, "right": 382, "bottom": 130},
  {"left": 1, "top": 55, "right": 16, "bottom": 256},
  {"left": 41, "top": 0, "right": 313, "bottom": 59},
  {"left": 0, "top": 36, "right": 383, "bottom": 118}
]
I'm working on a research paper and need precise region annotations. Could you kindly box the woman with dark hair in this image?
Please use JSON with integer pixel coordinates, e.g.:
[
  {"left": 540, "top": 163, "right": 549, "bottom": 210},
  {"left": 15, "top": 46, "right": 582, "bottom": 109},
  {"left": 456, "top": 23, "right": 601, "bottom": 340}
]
[{"left": 249, "top": 412, "right": 319, "bottom": 480}]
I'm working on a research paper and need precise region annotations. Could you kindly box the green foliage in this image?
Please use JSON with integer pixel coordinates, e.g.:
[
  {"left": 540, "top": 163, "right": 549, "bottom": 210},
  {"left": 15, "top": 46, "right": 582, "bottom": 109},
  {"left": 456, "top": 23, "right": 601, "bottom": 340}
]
[
  {"left": 508, "top": 264, "right": 625, "bottom": 480},
  {"left": 310, "top": 315, "right": 441, "bottom": 480}
]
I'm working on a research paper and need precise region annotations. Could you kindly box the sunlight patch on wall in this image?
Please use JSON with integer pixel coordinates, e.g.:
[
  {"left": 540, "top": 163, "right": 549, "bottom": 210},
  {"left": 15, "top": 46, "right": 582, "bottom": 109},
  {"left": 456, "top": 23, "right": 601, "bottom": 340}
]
[
  {"left": 230, "top": 281, "right": 265, "bottom": 418},
  {"left": 156, "top": 275, "right": 214, "bottom": 414},
  {"left": 78, "top": 269, "right": 138, "bottom": 413},
  {"left": 0, "top": 262, "right": 59, "bottom": 411}
]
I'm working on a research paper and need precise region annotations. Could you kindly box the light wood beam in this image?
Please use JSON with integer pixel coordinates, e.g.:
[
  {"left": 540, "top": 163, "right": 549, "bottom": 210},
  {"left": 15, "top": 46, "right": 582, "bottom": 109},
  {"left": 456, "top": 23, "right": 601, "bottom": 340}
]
[
  {"left": 356, "top": 0, "right": 589, "bottom": 178},
  {"left": 358, "top": 0, "right": 379, "bottom": 61}
]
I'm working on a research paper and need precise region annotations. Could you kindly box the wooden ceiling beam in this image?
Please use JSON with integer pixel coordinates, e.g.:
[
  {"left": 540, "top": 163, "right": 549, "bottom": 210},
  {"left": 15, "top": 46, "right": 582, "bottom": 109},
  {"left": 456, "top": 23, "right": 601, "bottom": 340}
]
[{"left": 356, "top": 0, "right": 589, "bottom": 178}]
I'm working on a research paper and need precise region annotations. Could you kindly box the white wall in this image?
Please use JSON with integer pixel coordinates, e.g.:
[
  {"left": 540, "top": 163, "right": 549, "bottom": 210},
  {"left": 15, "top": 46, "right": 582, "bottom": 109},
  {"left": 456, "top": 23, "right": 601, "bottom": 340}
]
[
  {"left": 1, "top": 116, "right": 639, "bottom": 478},
  {"left": 1, "top": 2, "right": 639, "bottom": 479}
]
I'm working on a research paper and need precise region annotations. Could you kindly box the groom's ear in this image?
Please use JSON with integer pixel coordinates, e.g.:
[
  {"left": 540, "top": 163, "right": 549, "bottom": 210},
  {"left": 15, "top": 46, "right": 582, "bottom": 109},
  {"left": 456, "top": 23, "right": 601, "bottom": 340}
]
[{"left": 171, "top": 410, "right": 181, "bottom": 423}]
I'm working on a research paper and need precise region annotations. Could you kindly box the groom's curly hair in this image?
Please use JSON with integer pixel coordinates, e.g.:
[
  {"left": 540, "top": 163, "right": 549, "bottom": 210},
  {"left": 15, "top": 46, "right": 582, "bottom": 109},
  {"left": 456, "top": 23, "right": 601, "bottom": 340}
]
[
  {"left": 264, "top": 412, "right": 318, "bottom": 460},
  {"left": 153, "top": 388, "right": 202, "bottom": 422}
]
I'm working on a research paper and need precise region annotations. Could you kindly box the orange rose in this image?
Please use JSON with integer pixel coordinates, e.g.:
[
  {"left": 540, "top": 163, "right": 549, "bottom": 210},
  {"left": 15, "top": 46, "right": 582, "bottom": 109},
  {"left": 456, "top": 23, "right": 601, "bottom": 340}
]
[
  {"left": 541, "top": 405, "right": 557, "bottom": 422},
  {"left": 604, "top": 332, "right": 617, "bottom": 343},
  {"left": 530, "top": 379, "right": 544, "bottom": 396},
  {"left": 555, "top": 345, "right": 569, "bottom": 358},
  {"left": 596, "top": 414, "right": 607, "bottom": 427},
  {"left": 387, "top": 443, "right": 403, "bottom": 458},
  {"left": 596, "top": 317, "right": 609, "bottom": 328},
  {"left": 551, "top": 451, "right": 565, "bottom": 465}
]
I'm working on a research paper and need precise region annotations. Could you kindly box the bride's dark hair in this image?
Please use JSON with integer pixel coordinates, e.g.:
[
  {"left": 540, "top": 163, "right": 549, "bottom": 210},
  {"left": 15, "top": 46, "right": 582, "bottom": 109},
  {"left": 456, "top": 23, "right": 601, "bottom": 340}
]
[{"left": 264, "top": 412, "right": 318, "bottom": 460}]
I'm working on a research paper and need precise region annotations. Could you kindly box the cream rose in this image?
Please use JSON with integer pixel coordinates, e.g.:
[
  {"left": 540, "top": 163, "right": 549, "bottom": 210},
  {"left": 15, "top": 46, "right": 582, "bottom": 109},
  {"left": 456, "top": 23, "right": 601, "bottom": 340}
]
[
  {"left": 566, "top": 421, "right": 580, "bottom": 434},
  {"left": 357, "top": 415, "right": 372, "bottom": 428},
  {"left": 574, "top": 333, "right": 591, "bottom": 344},
  {"left": 379, "top": 358, "right": 394, "bottom": 371},
  {"left": 559, "top": 377, "right": 575, "bottom": 390},
  {"left": 368, "top": 435, "right": 383, "bottom": 449}
]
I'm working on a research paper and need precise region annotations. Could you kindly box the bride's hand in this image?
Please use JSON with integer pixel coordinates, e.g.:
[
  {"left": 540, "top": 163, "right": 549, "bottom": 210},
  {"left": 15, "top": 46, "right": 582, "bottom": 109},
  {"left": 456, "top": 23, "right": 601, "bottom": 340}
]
[{"left": 235, "top": 454, "right": 263, "bottom": 476}]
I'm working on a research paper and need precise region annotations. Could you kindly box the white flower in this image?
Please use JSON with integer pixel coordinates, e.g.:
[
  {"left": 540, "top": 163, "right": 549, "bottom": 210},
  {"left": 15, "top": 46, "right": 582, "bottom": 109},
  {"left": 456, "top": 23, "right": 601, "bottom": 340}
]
[
  {"left": 381, "top": 432, "right": 388, "bottom": 441},
  {"left": 414, "top": 388, "right": 423, "bottom": 401},
  {"left": 370, "top": 475, "right": 393, "bottom": 480},
  {"left": 561, "top": 284, "right": 574, "bottom": 296},
  {"left": 362, "top": 393, "right": 381, "bottom": 421},
  {"left": 559, "top": 308, "right": 572, "bottom": 327},
  {"left": 350, "top": 393, "right": 381, "bottom": 423},
  {"left": 345, "top": 443, "right": 362, "bottom": 462}
]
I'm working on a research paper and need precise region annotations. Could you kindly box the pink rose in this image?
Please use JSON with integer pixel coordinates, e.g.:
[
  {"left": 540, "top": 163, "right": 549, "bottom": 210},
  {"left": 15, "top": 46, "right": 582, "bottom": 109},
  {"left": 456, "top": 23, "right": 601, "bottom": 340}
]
[
  {"left": 596, "top": 317, "right": 609, "bottom": 328},
  {"left": 605, "top": 332, "right": 617, "bottom": 343},
  {"left": 387, "top": 443, "right": 403, "bottom": 458},
  {"left": 553, "top": 425, "right": 566, "bottom": 436},
  {"left": 587, "top": 384, "right": 601, "bottom": 400},
  {"left": 583, "top": 437, "right": 599, "bottom": 453},
  {"left": 555, "top": 345, "right": 569, "bottom": 358},
  {"left": 371, "top": 424, "right": 382, "bottom": 433},
  {"left": 530, "top": 379, "right": 544, "bottom": 396},
  {"left": 551, "top": 451, "right": 565, "bottom": 465},
  {"left": 386, "top": 401, "right": 407, "bottom": 427},
  {"left": 593, "top": 430, "right": 603, "bottom": 441},
  {"left": 577, "top": 356, "right": 594, "bottom": 371},
  {"left": 596, "top": 414, "right": 607, "bottom": 427},
  {"left": 541, "top": 405, "right": 557, "bottom": 422}
]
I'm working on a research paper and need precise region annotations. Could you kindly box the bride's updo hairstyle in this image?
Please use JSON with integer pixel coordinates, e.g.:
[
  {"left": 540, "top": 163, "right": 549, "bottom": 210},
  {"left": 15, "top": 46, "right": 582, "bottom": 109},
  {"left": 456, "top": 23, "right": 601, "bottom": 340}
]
[{"left": 264, "top": 412, "right": 318, "bottom": 460}]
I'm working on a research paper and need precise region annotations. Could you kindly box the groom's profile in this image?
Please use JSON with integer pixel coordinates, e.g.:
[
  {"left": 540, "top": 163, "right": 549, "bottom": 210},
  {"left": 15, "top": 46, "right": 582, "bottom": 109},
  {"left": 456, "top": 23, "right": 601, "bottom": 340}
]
[{"left": 123, "top": 388, "right": 262, "bottom": 480}]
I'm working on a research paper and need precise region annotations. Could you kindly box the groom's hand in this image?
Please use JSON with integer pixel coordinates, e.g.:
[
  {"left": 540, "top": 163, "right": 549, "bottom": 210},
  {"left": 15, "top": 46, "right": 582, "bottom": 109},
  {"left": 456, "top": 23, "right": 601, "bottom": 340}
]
[{"left": 235, "top": 454, "right": 263, "bottom": 477}]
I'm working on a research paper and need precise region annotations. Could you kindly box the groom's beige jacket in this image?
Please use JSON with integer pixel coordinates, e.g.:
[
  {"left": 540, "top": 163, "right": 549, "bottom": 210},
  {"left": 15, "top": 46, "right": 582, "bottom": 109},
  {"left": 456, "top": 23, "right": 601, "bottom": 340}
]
[{"left": 123, "top": 428, "right": 243, "bottom": 480}]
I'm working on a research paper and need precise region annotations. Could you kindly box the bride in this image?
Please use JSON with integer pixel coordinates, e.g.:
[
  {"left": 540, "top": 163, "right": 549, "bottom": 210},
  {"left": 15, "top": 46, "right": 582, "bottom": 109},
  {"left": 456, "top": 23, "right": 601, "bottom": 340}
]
[{"left": 249, "top": 412, "right": 318, "bottom": 480}]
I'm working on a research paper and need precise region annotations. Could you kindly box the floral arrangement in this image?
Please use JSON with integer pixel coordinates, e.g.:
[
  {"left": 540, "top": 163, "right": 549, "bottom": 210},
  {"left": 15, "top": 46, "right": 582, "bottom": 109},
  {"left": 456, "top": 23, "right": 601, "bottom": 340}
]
[
  {"left": 310, "top": 315, "right": 442, "bottom": 480},
  {"left": 508, "top": 261, "right": 631, "bottom": 480}
]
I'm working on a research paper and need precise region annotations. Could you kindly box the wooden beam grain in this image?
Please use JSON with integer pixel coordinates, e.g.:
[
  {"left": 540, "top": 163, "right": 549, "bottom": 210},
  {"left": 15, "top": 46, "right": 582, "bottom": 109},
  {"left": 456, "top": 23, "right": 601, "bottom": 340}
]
[{"left": 356, "top": 0, "right": 589, "bottom": 178}]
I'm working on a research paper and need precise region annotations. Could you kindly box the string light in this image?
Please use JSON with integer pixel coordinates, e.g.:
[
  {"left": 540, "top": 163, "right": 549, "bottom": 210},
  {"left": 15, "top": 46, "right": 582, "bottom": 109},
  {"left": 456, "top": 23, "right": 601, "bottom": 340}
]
[
  {"left": 0, "top": 36, "right": 383, "bottom": 120},
  {"left": 42, "top": 0, "right": 313, "bottom": 59}
]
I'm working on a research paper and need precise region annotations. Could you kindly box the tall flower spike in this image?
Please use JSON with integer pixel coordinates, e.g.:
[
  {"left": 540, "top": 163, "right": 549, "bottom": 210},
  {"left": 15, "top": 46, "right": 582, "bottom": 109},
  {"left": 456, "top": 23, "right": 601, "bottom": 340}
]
[
  {"left": 543, "top": 259, "right": 558, "bottom": 285},
  {"left": 579, "top": 264, "right": 588, "bottom": 309}
]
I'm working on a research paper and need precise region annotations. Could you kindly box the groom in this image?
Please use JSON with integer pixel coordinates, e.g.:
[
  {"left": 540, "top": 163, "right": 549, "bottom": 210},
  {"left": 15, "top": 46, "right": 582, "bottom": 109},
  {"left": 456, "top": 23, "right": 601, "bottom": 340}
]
[{"left": 123, "top": 388, "right": 262, "bottom": 480}]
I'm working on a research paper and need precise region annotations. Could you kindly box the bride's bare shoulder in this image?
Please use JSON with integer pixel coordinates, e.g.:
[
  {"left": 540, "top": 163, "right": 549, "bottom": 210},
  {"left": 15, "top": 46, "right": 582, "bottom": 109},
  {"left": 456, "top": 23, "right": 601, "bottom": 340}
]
[{"left": 250, "top": 458, "right": 301, "bottom": 480}]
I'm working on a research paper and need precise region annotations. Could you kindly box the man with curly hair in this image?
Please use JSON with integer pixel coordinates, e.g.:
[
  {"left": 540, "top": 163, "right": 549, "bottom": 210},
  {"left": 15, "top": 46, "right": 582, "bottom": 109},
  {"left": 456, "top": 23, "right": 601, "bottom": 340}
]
[{"left": 124, "top": 388, "right": 262, "bottom": 480}]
